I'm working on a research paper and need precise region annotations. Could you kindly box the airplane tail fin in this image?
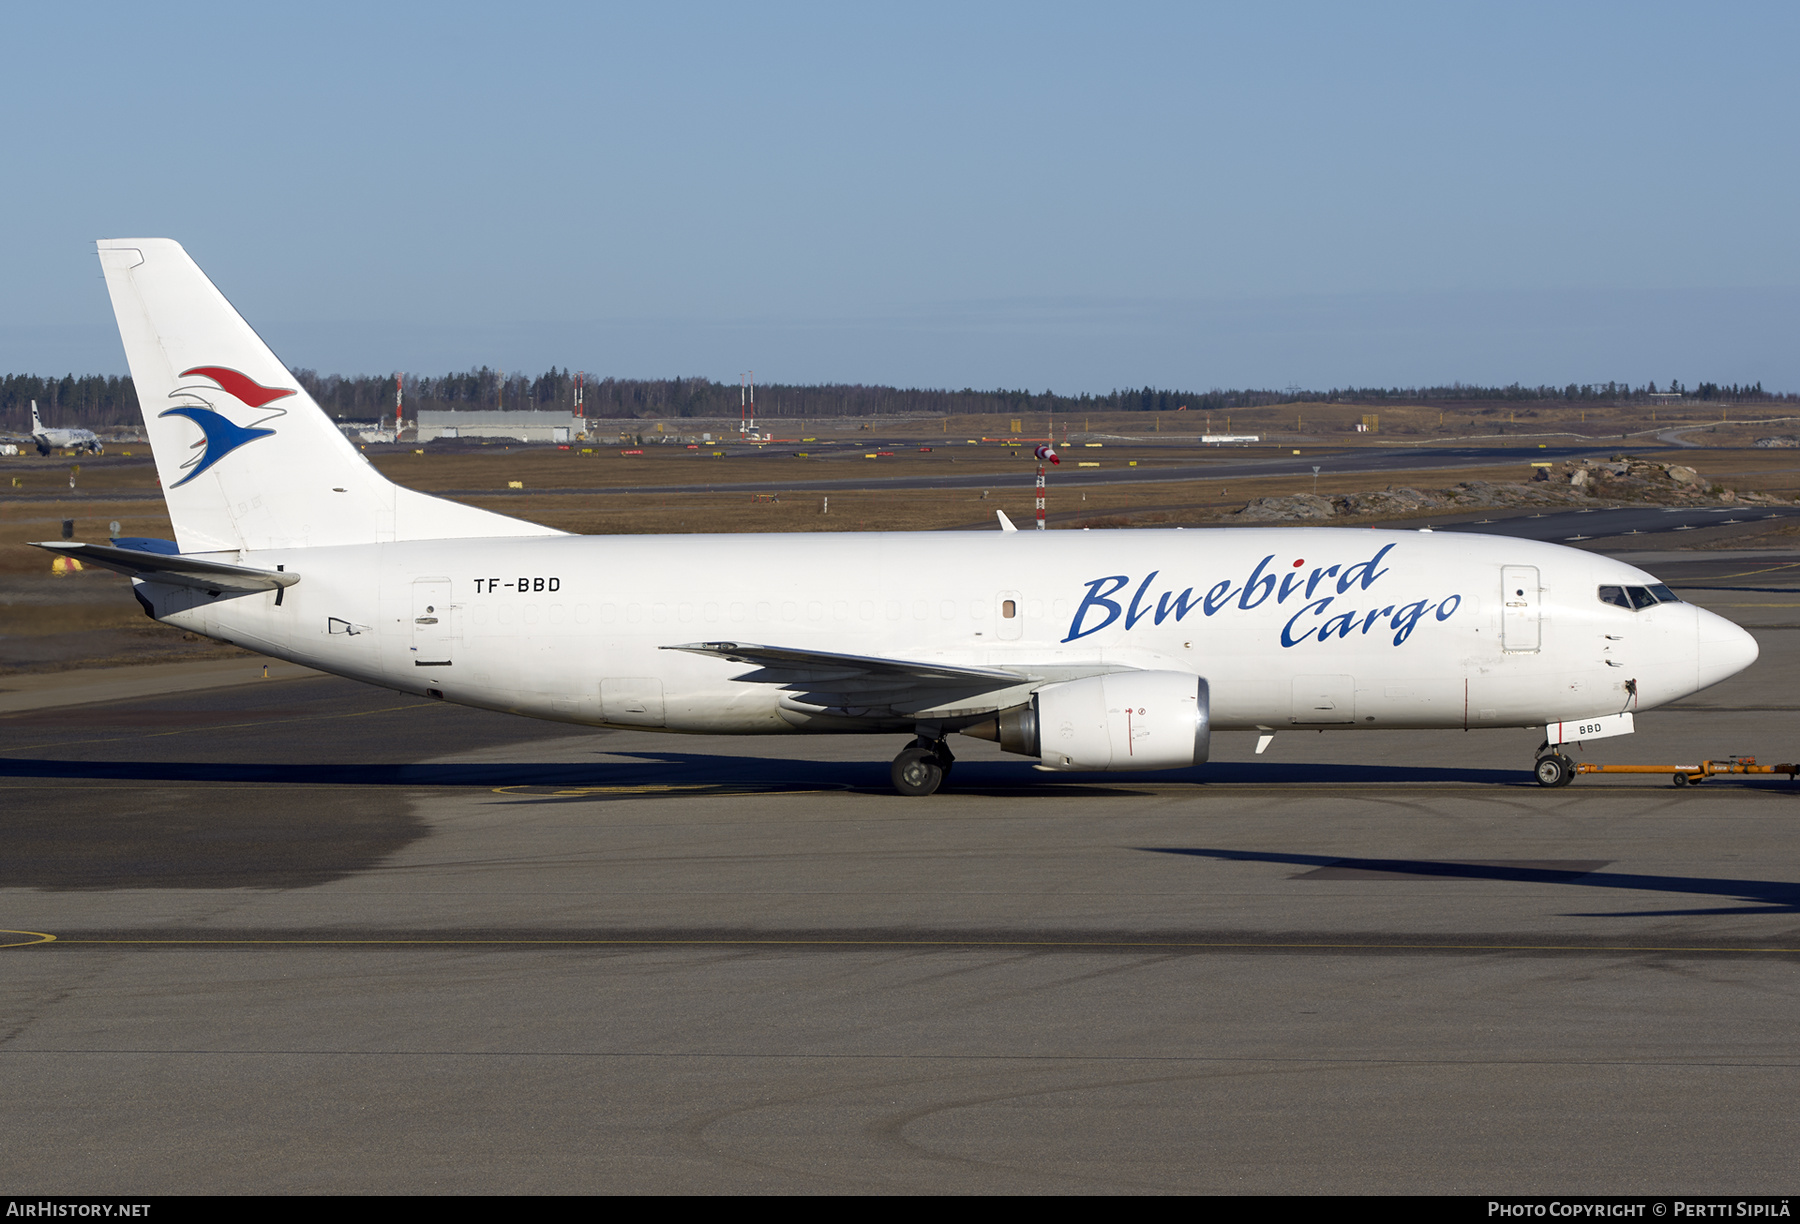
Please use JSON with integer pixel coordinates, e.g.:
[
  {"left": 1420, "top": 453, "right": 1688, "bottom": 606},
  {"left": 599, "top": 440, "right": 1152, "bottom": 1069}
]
[
  {"left": 29, "top": 400, "right": 41, "bottom": 432},
  {"left": 95, "top": 239, "right": 561, "bottom": 554}
]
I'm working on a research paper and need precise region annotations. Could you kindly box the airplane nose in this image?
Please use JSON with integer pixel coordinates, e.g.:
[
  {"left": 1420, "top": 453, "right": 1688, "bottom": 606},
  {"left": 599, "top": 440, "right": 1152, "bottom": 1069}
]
[{"left": 1695, "top": 609, "right": 1758, "bottom": 691}]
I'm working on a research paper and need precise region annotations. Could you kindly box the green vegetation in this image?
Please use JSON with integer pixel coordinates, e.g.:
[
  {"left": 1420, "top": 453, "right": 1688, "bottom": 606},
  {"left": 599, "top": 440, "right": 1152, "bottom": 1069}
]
[{"left": 5, "top": 367, "right": 1793, "bottom": 432}]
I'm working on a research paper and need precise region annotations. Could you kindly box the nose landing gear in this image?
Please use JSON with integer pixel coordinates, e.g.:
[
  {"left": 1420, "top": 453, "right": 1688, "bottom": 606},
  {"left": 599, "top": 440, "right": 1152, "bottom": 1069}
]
[
  {"left": 891, "top": 736, "right": 955, "bottom": 797},
  {"left": 1533, "top": 753, "right": 1576, "bottom": 787}
]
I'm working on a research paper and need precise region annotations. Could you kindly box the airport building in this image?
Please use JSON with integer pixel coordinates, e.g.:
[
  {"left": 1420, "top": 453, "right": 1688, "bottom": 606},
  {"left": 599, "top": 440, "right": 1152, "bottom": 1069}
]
[{"left": 416, "top": 410, "right": 587, "bottom": 444}]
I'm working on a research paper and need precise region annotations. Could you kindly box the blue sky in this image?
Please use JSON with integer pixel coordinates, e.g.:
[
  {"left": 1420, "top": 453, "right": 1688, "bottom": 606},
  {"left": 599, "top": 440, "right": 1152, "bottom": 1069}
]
[{"left": 5, "top": 2, "right": 1797, "bottom": 392}]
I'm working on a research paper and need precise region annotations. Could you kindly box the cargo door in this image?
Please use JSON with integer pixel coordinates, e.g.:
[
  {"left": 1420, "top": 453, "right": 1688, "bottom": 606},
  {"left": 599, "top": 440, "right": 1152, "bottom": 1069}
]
[
  {"left": 601, "top": 678, "right": 666, "bottom": 726},
  {"left": 1501, "top": 565, "right": 1541, "bottom": 652},
  {"left": 412, "top": 578, "right": 453, "bottom": 667},
  {"left": 1291, "top": 675, "right": 1356, "bottom": 724}
]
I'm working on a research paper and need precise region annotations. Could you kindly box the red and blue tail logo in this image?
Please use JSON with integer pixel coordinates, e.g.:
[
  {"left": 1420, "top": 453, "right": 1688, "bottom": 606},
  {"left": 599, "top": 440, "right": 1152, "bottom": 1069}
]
[{"left": 160, "top": 366, "right": 295, "bottom": 487}]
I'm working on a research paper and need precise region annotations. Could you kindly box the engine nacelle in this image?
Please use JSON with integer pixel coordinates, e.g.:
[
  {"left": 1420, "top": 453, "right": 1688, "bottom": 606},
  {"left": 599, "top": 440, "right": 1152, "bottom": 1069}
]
[{"left": 1033, "top": 671, "right": 1210, "bottom": 771}]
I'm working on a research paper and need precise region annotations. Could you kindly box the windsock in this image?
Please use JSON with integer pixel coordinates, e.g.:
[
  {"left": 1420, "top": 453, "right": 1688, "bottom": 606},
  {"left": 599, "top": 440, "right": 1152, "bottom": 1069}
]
[{"left": 1034, "top": 444, "right": 1059, "bottom": 465}]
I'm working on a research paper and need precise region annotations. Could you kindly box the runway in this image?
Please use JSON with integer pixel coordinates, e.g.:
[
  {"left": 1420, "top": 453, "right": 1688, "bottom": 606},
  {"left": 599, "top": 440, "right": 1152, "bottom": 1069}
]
[{"left": 2, "top": 558, "right": 1798, "bottom": 1192}]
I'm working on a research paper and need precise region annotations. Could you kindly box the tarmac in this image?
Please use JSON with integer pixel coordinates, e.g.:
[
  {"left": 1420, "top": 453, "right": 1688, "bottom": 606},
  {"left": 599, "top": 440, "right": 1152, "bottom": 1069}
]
[
  {"left": 0, "top": 656, "right": 322, "bottom": 714},
  {"left": 1, "top": 549, "right": 1796, "bottom": 1193}
]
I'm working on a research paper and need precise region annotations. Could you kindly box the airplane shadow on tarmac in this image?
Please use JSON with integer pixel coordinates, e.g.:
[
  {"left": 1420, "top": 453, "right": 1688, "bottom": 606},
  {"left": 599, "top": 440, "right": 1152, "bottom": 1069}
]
[
  {"left": 10, "top": 746, "right": 1800, "bottom": 793},
  {"left": 2, "top": 751, "right": 1795, "bottom": 895},
  {"left": 1145, "top": 848, "right": 1800, "bottom": 916},
  {"left": 0, "top": 752, "right": 1544, "bottom": 790}
]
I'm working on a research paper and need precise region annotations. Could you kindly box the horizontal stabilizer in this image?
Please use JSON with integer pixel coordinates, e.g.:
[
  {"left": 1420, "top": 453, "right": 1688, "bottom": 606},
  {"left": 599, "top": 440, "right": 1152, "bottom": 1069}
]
[
  {"left": 31, "top": 541, "right": 297, "bottom": 595},
  {"left": 663, "top": 641, "right": 1032, "bottom": 685}
]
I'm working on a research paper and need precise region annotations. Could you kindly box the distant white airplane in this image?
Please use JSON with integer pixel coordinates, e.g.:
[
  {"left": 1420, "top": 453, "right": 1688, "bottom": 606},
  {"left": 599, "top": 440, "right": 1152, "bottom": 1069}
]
[
  {"left": 36, "top": 239, "right": 1760, "bottom": 794},
  {"left": 29, "top": 399, "right": 103, "bottom": 455}
]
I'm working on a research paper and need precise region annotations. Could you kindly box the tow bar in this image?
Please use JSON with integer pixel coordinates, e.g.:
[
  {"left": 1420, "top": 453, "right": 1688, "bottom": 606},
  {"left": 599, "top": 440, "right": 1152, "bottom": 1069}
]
[{"left": 1573, "top": 756, "right": 1800, "bottom": 787}]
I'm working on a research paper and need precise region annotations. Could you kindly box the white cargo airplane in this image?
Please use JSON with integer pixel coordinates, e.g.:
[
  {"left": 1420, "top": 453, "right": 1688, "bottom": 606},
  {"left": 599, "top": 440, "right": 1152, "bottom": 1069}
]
[
  {"left": 29, "top": 400, "right": 104, "bottom": 455},
  {"left": 35, "top": 239, "right": 1759, "bottom": 795}
]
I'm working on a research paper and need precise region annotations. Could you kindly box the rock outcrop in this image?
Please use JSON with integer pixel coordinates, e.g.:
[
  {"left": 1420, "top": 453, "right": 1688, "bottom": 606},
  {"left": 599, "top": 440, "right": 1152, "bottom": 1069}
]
[{"left": 1234, "top": 456, "right": 1781, "bottom": 522}]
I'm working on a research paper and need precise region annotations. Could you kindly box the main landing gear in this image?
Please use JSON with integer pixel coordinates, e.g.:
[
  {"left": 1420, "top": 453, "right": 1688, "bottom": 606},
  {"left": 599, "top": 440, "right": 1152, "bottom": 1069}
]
[
  {"left": 1533, "top": 752, "right": 1576, "bottom": 788},
  {"left": 891, "top": 736, "right": 955, "bottom": 797}
]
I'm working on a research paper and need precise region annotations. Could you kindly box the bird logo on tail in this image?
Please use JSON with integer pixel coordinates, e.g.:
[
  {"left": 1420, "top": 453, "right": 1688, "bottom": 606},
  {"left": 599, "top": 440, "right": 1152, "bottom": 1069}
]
[{"left": 160, "top": 366, "right": 295, "bottom": 487}]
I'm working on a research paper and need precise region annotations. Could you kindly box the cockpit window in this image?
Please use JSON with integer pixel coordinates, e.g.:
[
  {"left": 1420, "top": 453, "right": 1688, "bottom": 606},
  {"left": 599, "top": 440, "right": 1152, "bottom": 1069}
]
[{"left": 1599, "top": 584, "right": 1681, "bottom": 610}]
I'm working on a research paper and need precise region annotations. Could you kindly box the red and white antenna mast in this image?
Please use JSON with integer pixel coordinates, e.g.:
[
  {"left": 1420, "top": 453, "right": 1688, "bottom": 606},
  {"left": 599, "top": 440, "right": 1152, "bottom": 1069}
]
[
  {"left": 741, "top": 371, "right": 756, "bottom": 439},
  {"left": 1033, "top": 443, "right": 1059, "bottom": 530},
  {"left": 574, "top": 370, "right": 584, "bottom": 419}
]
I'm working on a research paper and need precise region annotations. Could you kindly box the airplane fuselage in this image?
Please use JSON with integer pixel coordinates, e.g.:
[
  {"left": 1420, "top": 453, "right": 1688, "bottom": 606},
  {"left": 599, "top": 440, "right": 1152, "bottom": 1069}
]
[
  {"left": 32, "top": 428, "right": 102, "bottom": 455},
  {"left": 137, "top": 526, "right": 1753, "bottom": 736}
]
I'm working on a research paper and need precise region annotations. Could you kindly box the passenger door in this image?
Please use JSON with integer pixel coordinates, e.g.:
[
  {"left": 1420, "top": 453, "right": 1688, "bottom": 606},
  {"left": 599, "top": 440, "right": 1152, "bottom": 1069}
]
[
  {"left": 996, "top": 589, "right": 1023, "bottom": 640},
  {"left": 1501, "top": 565, "right": 1541, "bottom": 652}
]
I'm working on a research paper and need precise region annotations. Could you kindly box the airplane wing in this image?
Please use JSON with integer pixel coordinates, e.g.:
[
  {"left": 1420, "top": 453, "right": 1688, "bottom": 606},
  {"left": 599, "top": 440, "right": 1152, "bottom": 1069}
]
[
  {"left": 664, "top": 640, "right": 1058, "bottom": 721},
  {"left": 30, "top": 541, "right": 298, "bottom": 595},
  {"left": 662, "top": 640, "right": 1032, "bottom": 684}
]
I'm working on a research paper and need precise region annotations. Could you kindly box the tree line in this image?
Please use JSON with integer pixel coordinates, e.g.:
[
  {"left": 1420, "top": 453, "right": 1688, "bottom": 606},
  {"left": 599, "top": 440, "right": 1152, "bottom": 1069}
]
[
  {"left": 5, "top": 368, "right": 1795, "bottom": 432},
  {"left": 289, "top": 368, "right": 1308, "bottom": 420},
  {"left": 0, "top": 373, "right": 140, "bottom": 431},
  {"left": 1325, "top": 380, "right": 1781, "bottom": 403}
]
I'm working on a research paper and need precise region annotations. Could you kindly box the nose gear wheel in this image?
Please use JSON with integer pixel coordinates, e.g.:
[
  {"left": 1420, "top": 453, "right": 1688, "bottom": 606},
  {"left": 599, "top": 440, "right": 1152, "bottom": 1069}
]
[{"left": 1533, "top": 754, "right": 1575, "bottom": 788}]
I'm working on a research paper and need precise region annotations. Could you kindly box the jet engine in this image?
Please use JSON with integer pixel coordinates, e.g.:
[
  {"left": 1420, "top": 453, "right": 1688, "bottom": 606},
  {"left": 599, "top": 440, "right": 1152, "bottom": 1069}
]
[{"left": 963, "top": 671, "right": 1210, "bottom": 771}]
